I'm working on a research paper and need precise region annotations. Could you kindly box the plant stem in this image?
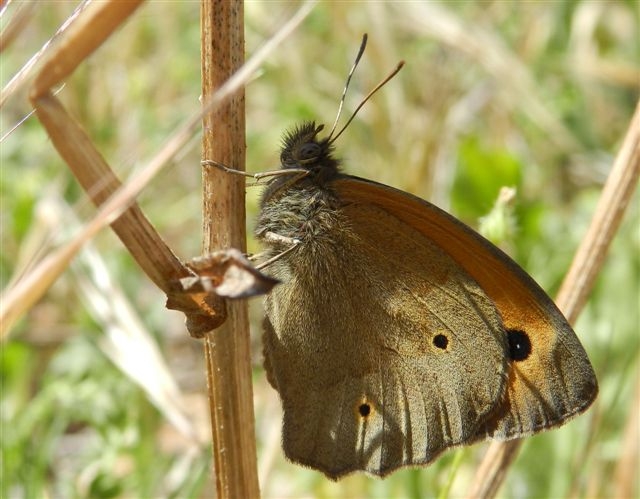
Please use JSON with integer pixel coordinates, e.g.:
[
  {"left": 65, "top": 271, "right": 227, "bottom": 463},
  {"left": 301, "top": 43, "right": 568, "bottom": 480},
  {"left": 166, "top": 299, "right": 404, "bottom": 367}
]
[{"left": 200, "top": 1, "right": 260, "bottom": 497}]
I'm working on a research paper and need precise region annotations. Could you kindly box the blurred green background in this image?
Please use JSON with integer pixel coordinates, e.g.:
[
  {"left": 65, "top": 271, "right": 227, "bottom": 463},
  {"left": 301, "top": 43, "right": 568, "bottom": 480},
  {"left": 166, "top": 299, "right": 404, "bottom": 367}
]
[{"left": 2, "top": 1, "right": 638, "bottom": 498}]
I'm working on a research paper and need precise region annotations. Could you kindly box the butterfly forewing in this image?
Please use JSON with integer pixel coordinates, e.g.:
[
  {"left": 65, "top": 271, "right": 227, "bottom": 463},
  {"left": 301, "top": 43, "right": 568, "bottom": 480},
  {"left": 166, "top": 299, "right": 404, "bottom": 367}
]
[{"left": 335, "top": 177, "right": 598, "bottom": 440}]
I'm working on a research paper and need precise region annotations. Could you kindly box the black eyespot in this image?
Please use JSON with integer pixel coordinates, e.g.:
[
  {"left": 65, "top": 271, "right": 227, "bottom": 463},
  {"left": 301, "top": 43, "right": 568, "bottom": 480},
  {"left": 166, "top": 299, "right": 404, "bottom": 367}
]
[
  {"left": 358, "top": 403, "right": 371, "bottom": 417},
  {"left": 507, "top": 329, "right": 531, "bottom": 361},
  {"left": 298, "top": 142, "right": 321, "bottom": 160},
  {"left": 433, "top": 334, "right": 448, "bottom": 350}
]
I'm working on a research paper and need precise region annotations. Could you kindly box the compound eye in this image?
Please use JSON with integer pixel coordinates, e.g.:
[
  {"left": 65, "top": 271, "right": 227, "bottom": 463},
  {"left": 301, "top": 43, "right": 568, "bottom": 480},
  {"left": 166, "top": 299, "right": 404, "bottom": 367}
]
[{"left": 298, "top": 142, "right": 321, "bottom": 161}]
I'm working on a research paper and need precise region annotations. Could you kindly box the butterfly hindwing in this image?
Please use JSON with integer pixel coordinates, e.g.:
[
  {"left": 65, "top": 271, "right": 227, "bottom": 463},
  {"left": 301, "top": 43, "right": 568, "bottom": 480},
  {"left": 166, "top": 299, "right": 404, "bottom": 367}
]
[{"left": 261, "top": 193, "right": 509, "bottom": 478}]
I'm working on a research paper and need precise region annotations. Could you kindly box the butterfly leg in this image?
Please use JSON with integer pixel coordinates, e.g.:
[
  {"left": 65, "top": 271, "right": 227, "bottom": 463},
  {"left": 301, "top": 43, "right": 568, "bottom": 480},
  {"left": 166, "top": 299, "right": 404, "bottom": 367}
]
[
  {"left": 256, "top": 232, "right": 301, "bottom": 269},
  {"left": 202, "top": 159, "right": 309, "bottom": 184}
]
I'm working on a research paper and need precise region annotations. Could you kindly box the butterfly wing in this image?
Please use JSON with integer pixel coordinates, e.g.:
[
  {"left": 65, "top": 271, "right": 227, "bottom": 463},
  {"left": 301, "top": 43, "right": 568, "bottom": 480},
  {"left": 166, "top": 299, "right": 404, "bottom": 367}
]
[
  {"left": 262, "top": 198, "right": 509, "bottom": 479},
  {"left": 334, "top": 176, "right": 598, "bottom": 440}
]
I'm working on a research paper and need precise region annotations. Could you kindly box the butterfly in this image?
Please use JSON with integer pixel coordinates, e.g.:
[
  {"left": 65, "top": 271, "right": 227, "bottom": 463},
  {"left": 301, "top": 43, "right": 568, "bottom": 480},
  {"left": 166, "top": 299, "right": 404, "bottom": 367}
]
[{"left": 250, "top": 35, "right": 598, "bottom": 480}]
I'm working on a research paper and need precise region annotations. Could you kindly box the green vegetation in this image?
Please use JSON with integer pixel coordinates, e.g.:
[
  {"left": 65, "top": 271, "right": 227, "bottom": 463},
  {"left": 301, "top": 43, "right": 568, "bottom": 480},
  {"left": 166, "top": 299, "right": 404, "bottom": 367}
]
[{"left": 2, "top": 1, "right": 638, "bottom": 498}]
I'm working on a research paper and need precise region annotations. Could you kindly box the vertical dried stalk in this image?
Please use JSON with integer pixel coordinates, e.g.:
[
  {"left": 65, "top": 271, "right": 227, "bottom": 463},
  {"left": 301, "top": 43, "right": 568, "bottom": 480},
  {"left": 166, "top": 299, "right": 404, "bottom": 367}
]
[
  {"left": 200, "top": 1, "right": 259, "bottom": 498},
  {"left": 466, "top": 101, "right": 640, "bottom": 498},
  {"left": 613, "top": 370, "right": 640, "bottom": 498},
  {"left": 555, "top": 102, "right": 640, "bottom": 323}
]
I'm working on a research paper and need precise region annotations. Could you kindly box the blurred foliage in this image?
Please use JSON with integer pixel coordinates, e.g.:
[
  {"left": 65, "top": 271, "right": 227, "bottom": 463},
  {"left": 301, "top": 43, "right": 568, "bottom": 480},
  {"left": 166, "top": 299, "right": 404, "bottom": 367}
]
[{"left": 2, "top": 1, "right": 638, "bottom": 498}]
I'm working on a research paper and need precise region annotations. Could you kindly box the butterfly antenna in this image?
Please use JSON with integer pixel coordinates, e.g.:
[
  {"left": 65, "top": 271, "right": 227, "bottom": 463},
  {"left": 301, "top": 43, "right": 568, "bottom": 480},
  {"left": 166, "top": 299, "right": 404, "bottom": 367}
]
[
  {"left": 327, "top": 33, "right": 369, "bottom": 141},
  {"left": 329, "top": 60, "right": 405, "bottom": 145}
]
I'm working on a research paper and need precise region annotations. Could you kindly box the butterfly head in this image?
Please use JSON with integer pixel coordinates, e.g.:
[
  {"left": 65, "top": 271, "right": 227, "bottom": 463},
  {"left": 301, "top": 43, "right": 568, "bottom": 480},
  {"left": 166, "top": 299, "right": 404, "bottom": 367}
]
[{"left": 280, "top": 121, "right": 340, "bottom": 178}]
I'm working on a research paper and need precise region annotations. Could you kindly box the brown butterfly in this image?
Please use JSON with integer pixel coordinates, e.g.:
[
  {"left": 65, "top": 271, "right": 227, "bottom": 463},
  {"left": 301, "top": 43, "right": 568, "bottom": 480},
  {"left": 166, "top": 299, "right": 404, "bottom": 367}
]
[{"left": 254, "top": 35, "right": 597, "bottom": 480}]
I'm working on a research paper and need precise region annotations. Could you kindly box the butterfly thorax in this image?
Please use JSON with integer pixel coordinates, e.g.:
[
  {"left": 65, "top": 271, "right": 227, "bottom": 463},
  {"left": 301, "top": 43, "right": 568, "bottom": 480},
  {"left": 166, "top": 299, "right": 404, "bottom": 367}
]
[{"left": 256, "top": 121, "right": 348, "bottom": 249}]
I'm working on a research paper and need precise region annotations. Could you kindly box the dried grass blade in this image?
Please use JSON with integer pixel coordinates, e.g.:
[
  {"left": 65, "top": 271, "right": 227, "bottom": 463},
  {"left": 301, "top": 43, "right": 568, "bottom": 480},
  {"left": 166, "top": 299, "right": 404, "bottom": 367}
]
[{"left": 466, "top": 101, "right": 640, "bottom": 498}]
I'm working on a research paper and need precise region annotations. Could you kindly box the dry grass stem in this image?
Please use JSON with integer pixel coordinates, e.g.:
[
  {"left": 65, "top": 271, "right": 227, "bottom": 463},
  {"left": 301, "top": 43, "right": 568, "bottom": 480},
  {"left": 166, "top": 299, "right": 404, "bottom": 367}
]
[
  {"left": 555, "top": 101, "right": 640, "bottom": 323},
  {"left": 0, "top": 0, "right": 36, "bottom": 53},
  {"left": 199, "top": 1, "right": 256, "bottom": 497},
  {"left": 466, "top": 101, "right": 640, "bottom": 498},
  {"left": 613, "top": 370, "right": 640, "bottom": 498},
  {"left": 2, "top": 0, "right": 312, "bottom": 337},
  {"left": 198, "top": 3, "right": 313, "bottom": 496},
  {"left": 30, "top": 0, "right": 144, "bottom": 99}
]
